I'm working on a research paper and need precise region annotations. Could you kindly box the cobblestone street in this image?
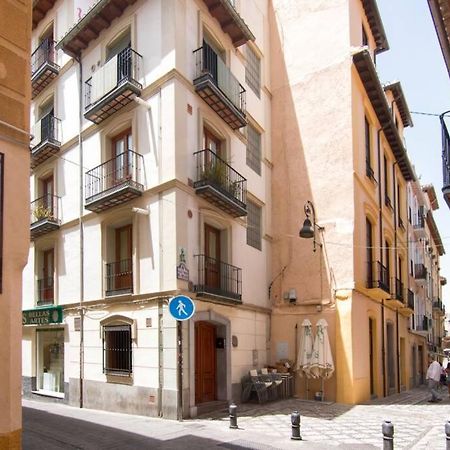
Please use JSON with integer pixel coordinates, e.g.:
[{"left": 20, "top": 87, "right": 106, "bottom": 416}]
[{"left": 23, "top": 386, "right": 450, "bottom": 449}]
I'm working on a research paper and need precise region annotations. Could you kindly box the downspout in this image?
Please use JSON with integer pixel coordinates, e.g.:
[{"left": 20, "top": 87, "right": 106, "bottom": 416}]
[
  {"left": 76, "top": 55, "right": 85, "bottom": 409},
  {"left": 377, "top": 128, "right": 386, "bottom": 398},
  {"left": 392, "top": 160, "right": 400, "bottom": 393}
]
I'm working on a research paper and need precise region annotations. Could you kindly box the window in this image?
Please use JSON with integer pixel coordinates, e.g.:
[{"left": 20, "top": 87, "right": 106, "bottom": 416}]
[
  {"left": 246, "top": 124, "right": 261, "bottom": 175},
  {"left": 385, "top": 240, "right": 390, "bottom": 280},
  {"left": 247, "top": 201, "right": 262, "bottom": 250},
  {"left": 384, "top": 155, "right": 391, "bottom": 207},
  {"left": 365, "top": 117, "right": 373, "bottom": 179},
  {"left": 103, "top": 324, "right": 132, "bottom": 375},
  {"left": 397, "top": 184, "right": 403, "bottom": 227},
  {"left": 245, "top": 45, "right": 261, "bottom": 98},
  {"left": 366, "top": 218, "right": 373, "bottom": 285}
]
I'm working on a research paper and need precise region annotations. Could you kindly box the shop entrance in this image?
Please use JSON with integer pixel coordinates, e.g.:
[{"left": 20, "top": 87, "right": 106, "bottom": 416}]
[
  {"left": 195, "top": 321, "right": 216, "bottom": 404},
  {"left": 37, "top": 328, "right": 64, "bottom": 395}
]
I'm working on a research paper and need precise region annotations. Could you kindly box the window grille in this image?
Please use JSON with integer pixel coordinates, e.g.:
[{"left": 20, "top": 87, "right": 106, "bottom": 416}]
[
  {"left": 247, "top": 201, "right": 262, "bottom": 250},
  {"left": 245, "top": 45, "right": 260, "bottom": 98},
  {"left": 103, "top": 325, "right": 132, "bottom": 375},
  {"left": 247, "top": 124, "right": 261, "bottom": 175}
]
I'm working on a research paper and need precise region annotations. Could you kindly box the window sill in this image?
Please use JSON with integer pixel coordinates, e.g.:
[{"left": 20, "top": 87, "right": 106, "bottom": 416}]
[
  {"left": 31, "top": 390, "right": 64, "bottom": 399},
  {"left": 105, "top": 373, "right": 133, "bottom": 385}
]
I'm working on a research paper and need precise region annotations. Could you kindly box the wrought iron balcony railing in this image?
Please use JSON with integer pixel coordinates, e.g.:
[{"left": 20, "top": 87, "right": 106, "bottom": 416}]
[
  {"left": 30, "top": 194, "right": 61, "bottom": 239},
  {"left": 440, "top": 115, "right": 450, "bottom": 207},
  {"left": 31, "top": 38, "right": 57, "bottom": 76},
  {"left": 105, "top": 258, "right": 133, "bottom": 296},
  {"left": 30, "top": 114, "right": 61, "bottom": 168},
  {"left": 37, "top": 276, "right": 54, "bottom": 305},
  {"left": 85, "top": 47, "right": 142, "bottom": 123},
  {"left": 194, "top": 254, "right": 242, "bottom": 301},
  {"left": 367, "top": 261, "right": 390, "bottom": 293},
  {"left": 193, "top": 148, "right": 247, "bottom": 217},
  {"left": 193, "top": 43, "right": 246, "bottom": 129},
  {"left": 414, "top": 213, "right": 425, "bottom": 229},
  {"left": 415, "top": 314, "right": 430, "bottom": 332},
  {"left": 85, "top": 150, "right": 144, "bottom": 212},
  {"left": 414, "top": 263, "right": 427, "bottom": 280},
  {"left": 394, "top": 278, "right": 404, "bottom": 301}
]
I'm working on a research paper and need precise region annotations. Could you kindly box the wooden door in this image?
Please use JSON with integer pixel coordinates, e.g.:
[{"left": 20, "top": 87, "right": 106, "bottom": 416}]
[
  {"left": 112, "top": 129, "right": 132, "bottom": 187},
  {"left": 115, "top": 225, "right": 132, "bottom": 290},
  {"left": 204, "top": 224, "right": 220, "bottom": 290},
  {"left": 42, "top": 249, "right": 54, "bottom": 302},
  {"left": 195, "top": 321, "right": 216, "bottom": 404},
  {"left": 203, "top": 128, "right": 222, "bottom": 156},
  {"left": 369, "top": 318, "right": 375, "bottom": 396}
]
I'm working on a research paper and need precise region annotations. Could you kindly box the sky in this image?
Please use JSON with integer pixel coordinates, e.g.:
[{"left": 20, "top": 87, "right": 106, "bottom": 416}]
[{"left": 377, "top": 0, "right": 450, "bottom": 310}]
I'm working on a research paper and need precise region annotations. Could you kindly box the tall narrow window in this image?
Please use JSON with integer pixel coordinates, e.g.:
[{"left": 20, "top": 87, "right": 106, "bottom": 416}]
[
  {"left": 397, "top": 184, "right": 403, "bottom": 227},
  {"left": 247, "top": 201, "right": 262, "bottom": 250},
  {"left": 365, "top": 117, "right": 373, "bottom": 179},
  {"left": 366, "top": 218, "right": 373, "bottom": 285},
  {"left": 103, "top": 325, "right": 132, "bottom": 374},
  {"left": 384, "top": 155, "right": 391, "bottom": 207},
  {"left": 245, "top": 45, "right": 261, "bottom": 98},
  {"left": 247, "top": 124, "right": 261, "bottom": 175},
  {"left": 111, "top": 128, "right": 132, "bottom": 187},
  {"left": 385, "top": 240, "right": 390, "bottom": 280}
]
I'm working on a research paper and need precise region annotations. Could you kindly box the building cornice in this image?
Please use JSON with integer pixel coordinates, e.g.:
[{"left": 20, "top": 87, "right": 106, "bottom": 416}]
[
  {"left": 361, "top": 0, "right": 389, "bottom": 53},
  {"left": 428, "top": 0, "right": 450, "bottom": 78},
  {"left": 383, "top": 81, "right": 413, "bottom": 128}
]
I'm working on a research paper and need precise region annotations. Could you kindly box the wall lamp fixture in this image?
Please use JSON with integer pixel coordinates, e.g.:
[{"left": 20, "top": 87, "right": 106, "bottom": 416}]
[{"left": 299, "top": 200, "right": 324, "bottom": 252}]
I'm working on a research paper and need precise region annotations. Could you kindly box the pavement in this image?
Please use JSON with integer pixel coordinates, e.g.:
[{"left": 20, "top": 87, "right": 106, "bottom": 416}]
[{"left": 22, "top": 385, "right": 450, "bottom": 449}]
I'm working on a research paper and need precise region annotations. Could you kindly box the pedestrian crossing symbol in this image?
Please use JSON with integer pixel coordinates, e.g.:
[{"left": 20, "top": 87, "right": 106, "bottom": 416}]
[{"left": 169, "top": 295, "right": 195, "bottom": 321}]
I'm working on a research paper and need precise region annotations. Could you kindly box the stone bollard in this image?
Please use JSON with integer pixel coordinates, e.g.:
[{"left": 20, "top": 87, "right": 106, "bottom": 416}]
[
  {"left": 446, "top": 421, "right": 450, "bottom": 450},
  {"left": 382, "top": 420, "right": 394, "bottom": 450},
  {"left": 291, "top": 410, "right": 302, "bottom": 441},
  {"left": 229, "top": 403, "right": 238, "bottom": 429}
]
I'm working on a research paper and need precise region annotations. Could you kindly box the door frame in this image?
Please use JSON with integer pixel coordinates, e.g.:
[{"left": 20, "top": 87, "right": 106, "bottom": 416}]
[{"left": 195, "top": 321, "right": 217, "bottom": 404}]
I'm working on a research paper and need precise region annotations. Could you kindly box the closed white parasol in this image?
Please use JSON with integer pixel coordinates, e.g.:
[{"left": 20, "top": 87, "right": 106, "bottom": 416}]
[
  {"left": 295, "top": 318, "right": 315, "bottom": 398},
  {"left": 310, "top": 318, "right": 334, "bottom": 400}
]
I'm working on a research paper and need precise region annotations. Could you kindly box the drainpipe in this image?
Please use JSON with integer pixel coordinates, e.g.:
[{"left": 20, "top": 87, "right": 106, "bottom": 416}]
[
  {"left": 76, "top": 55, "right": 85, "bottom": 409},
  {"left": 392, "top": 161, "right": 400, "bottom": 393},
  {"left": 377, "top": 128, "right": 386, "bottom": 397}
]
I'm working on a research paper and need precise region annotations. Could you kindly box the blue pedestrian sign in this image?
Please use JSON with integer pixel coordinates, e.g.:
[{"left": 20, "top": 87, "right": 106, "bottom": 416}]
[{"left": 169, "top": 295, "right": 195, "bottom": 321}]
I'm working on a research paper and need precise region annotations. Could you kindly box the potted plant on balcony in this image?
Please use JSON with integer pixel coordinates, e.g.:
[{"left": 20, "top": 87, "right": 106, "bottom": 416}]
[{"left": 33, "top": 204, "right": 54, "bottom": 222}]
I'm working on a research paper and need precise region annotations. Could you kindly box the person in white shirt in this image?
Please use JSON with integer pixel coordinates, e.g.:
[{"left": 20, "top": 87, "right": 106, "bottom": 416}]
[{"left": 426, "top": 359, "right": 442, "bottom": 402}]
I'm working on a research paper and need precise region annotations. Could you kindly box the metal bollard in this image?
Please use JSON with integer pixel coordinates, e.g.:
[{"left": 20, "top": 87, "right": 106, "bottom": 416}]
[
  {"left": 446, "top": 421, "right": 450, "bottom": 450},
  {"left": 382, "top": 420, "right": 394, "bottom": 450},
  {"left": 229, "top": 403, "right": 238, "bottom": 429},
  {"left": 291, "top": 410, "right": 302, "bottom": 440}
]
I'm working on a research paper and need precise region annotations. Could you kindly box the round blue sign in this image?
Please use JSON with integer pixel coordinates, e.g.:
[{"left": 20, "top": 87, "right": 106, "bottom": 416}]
[{"left": 169, "top": 295, "right": 195, "bottom": 321}]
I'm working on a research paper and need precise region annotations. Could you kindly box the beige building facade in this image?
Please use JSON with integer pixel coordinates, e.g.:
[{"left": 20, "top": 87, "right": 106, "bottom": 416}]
[{"left": 0, "top": 0, "right": 32, "bottom": 448}]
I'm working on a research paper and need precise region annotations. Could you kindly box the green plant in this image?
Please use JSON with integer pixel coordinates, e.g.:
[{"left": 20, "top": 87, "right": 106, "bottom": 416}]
[
  {"left": 33, "top": 204, "right": 53, "bottom": 221},
  {"left": 202, "top": 160, "right": 228, "bottom": 188}
]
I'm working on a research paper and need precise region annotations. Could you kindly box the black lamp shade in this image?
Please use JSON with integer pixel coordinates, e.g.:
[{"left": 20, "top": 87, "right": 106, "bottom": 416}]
[{"left": 299, "top": 218, "right": 314, "bottom": 239}]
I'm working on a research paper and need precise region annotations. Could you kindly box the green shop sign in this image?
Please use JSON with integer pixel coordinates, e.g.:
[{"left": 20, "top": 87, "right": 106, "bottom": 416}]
[{"left": 22, "top": 306, "right": 63, "bottom": 326}]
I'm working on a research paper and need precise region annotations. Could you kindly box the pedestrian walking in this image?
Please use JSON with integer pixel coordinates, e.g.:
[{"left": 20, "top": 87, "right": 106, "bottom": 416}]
[{"left": 427, "top": 358, "right": 443, "bottom": 402}]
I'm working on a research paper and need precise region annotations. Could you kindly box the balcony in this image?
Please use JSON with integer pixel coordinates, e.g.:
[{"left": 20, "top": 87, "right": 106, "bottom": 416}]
[
  {"left": 30, "top": 194, "right": 61, "bottom": 240},
  {"left": 194, "top": 254, "right": 242, "bottom": 303},
  {"left": 433, "top": 299, "right": 446, "bottom": 316},
  {"left": 193, "top": 43, "right": 246, "bottom": 130},
  {"left": 386, "top": 277, "right": 404, "bottom": 309},
  {"left": 85, "top": 150, "right": 144, "bottom": 213},
  {"left": 414, "top": 314, "right": 429, "bottom": 333},
  {"left": 413, "top": 213, "right": 426, "bottom": 238},
  {"left": 31, "top": 38, "right": 59, "bottom": 98},
  {"left": 37, "top": 276, "right": 54, "bottom": 306},
  {"left": 414, "top": 263, "right": 427, "bottom": 285},
  {"left": 440, "top": 115, "right": 450, "bottom": 209},
  {"left": 400, "top": 288, "right": 414, "bottom": 316},
  {"left": 193, "top": 149, "right": 247, "bottom": 217},
  {"left": 105, "top": 259, "right": 132, "bottom": 296},
  {"left": 30, "top": 114, "right": 61, "bottom": 169},
  {"left": 201, "top": 0, "right": 254, "bottom": 47},
  {"left": 33, "top": 0, "right": 58, "bottom": 30},
  {"left": 367, "top": 261, "right": 390, "bottom": 299},
  {"left": 84, "top": 48, "right": 142, "bottom": 124}
]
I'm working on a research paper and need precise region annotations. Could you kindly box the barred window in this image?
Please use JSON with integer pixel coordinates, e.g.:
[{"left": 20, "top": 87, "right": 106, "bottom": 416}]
[
  {"left": 103, "top": 325, "right": 132, "bottom": 375},
  {"left": 245, "top": 45, "right": 261, "bottom": 98},
  {"left": 247, "top": 124, "right": 261, "bottom": 175},
  {"left": 247, "top": 201, "right": 262, "bottom": 250}
]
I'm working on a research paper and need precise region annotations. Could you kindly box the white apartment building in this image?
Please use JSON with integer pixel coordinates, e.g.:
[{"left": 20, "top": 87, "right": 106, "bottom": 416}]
[
  {"left": 24, "top": 0, "right": 271, "bottom": 418},
  {"left": 407, "top": 180, "right": 445, "bottom": 370}
]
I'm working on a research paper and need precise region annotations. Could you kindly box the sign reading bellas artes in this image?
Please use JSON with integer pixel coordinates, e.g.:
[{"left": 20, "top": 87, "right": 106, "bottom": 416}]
[{"left": 22, "top": 306, "right": 63, "bottom": 325}]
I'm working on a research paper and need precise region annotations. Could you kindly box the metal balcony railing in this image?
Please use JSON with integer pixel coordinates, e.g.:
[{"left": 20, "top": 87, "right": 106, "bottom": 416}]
[
  {"left": 30, "top": 194, "right": 60, "bottom": 225},
  {"left": 37, "top": 276, "right": 54, "bottom": 305},
  {"left": 31, "top": 38, "right": 56, "bottom": 76},
  {"left": 194, "top": 148, "right": 247, "bottom": 207},
  {"left": 415, "top": 314, "right": 430, "bottom": 331},
  {"left": 394, "top": 278, "right": 404, "bottom": 301},
  {"left": 414, "top": 263, "right": 427, "bottom": 280},
  {"left": 367, "top": 261, "right": 390, "bottom": 293},
  {"left": 193, "top": 43, "right": 246, "bottom": 115},
  {"left": 194, "top": 254, "right": 242, "bottom": 301},
  {"left": 85, "top": 150, "right": 144, "bottom": 202},
  {"left": 105, "top": 259, "right": 132, "bottom": 295},
  {"left": 414, "top": 213, "right": 425, "bottom": 229},
  {"left": 407, "top": 289, "right": 414, "bottom": 310},
  {"left": 31, "top": 114, "right": 61, "bottom": 149},
  {"left": 85, "top": 47, "right": 142, "bottom": 109}
]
